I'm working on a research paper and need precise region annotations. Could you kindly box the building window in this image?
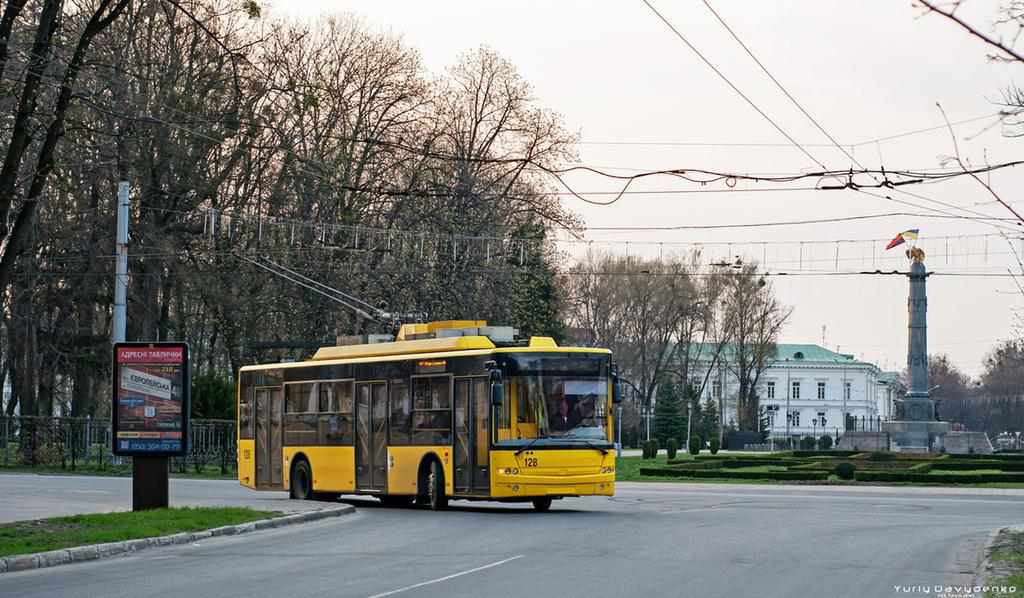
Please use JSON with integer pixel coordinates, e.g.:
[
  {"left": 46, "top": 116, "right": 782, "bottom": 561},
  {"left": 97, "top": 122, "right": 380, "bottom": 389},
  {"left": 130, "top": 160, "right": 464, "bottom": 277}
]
[
  {"left": 815, "top": 411, "right": 827, "bottom": 427},
  {"left": 712, "top": 380, "right": 721, "bottom": 400},
  {"left": 791, "top": 381, "right": 801, "bottom": 400},
  {"left": 766, "top": 381, "right": 775, "bottom": 399},
  {"left": 765, "top": 405, "right": 778, "bottom": 427},
  {"left": 844, "top": 382, "right": 851, "bottom": 401},
  {"left": 789, "top": 410, "right": 800, "bottom": 427},
  {"left": 817, "top": 382, "right": 826, "bottom": 400}
]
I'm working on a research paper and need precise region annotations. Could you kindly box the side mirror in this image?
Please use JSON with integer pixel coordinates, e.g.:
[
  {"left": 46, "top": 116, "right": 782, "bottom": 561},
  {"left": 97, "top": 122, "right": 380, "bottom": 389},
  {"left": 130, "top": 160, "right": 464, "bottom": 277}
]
[
  {"left": 488, "top": 363, "right": 504, "bottom": 406},
  {"left": 612, "top": 374, "right": 623, "bottom": 405}
]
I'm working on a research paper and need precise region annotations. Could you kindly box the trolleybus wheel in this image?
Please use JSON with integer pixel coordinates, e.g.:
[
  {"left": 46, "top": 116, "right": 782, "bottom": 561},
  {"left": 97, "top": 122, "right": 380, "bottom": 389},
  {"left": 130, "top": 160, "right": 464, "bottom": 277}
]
[
  {"left": 426, "top": 461, "right": 447, "bottom": 511},
  {"left": 532, "top": 497, "right": 553, "bottom": 512},
  {"left": 290, "top": 459, "right": 313, "bottom": 500}
]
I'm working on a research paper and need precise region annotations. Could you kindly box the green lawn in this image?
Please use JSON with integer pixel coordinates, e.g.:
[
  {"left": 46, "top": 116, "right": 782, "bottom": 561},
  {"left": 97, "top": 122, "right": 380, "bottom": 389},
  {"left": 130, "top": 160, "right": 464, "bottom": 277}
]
[
  {"left": 928, "top": 469, "right": 1005, "bottom": 476},
  {"left": 0, "top": 507, "right": 277, "bottom": 558},
  {"left": 721, "top": 465, "right": 789, "bottom": 473}
]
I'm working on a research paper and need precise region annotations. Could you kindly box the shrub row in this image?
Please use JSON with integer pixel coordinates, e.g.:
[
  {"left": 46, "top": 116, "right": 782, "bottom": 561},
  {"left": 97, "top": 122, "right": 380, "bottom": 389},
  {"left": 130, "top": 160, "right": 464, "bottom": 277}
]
[
  {"left": 930, "top": 460, "right": 1024, "bottom": 471},
  {"left": 791, "top": 450, "right": 862, "bottom": 458},
  {"left": 694, "top": 458, "right": 803, "bottom": 469},
  {"left": 665, "top": 459, "right": 722, "bottom": 469},
  {"left": 854, "top": 471, "right": 1024, "bottom": 483},
  {"left": 638, "top": 467, "right": 829, "bottom": 481},
  {"left": 948, "top": 453, "right": 1024, "bottom": 461}
]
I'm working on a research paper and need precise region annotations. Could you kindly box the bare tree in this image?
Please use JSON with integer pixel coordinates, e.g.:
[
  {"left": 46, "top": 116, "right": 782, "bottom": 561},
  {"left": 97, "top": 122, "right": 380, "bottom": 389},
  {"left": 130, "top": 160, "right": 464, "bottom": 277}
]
[{"left": 719, "top": 264, "right": 792, "bottom": 431}]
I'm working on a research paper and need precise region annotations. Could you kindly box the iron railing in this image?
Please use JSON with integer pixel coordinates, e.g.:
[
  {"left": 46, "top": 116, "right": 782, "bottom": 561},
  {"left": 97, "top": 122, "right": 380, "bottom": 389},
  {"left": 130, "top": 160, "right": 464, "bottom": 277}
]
[{"left": 0, "top": 416, "right": 236, "bottom": 474}]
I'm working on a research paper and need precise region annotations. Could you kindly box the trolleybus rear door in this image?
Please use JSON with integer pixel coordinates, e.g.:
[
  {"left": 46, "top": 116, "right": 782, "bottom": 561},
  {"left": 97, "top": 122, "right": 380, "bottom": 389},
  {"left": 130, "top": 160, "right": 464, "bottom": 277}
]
[
  {"left": 355, "top": 381, "right": 387, "bottom": 491},
  {"left": 255, "top": 387, "right": 283, "bottom": 488}
]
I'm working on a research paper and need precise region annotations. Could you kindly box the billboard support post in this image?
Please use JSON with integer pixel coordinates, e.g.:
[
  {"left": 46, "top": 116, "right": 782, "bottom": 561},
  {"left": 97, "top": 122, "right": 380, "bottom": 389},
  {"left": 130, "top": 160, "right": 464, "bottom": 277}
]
[
  {"left": 112, "top": 342, "right": 190, "bottom": 511},
  {"left": 133, "top": 456, "right": 169, "bottom": 510}
]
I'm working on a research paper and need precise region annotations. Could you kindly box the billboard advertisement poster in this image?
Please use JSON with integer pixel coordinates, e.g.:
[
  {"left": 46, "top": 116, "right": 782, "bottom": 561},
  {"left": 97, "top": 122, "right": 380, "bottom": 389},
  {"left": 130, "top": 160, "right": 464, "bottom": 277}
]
[{"left": 112, "top": 343, "right": 190, "bottom": 456}]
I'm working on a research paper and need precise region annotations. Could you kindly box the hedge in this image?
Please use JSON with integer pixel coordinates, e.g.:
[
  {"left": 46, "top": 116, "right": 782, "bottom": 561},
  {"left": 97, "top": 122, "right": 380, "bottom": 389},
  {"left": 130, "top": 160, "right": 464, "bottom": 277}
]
[
  {"left": 792, "top": 450, "right": 861, "bottom": 458},
  {"left": 854, "top": 471, "right": 1024, "bottom": 483},
  {"left": 929, "top": 460, "right": 1024, "bottom": 471},
  {"left": 665, "top": 459, "right": 723, "bottom": 469},
  {"left": 638, "top": 467, "right": 830, "bottom": 481},
  {"left": 946, "top": 453, "right": 1024, "bottom": 461}
]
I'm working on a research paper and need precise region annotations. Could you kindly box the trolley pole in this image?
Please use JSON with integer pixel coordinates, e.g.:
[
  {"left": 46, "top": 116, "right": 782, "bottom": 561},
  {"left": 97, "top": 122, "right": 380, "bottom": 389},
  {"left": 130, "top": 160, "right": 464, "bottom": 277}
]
[{"left": 113, "top": 181, "right": 129, "bottom": 343}]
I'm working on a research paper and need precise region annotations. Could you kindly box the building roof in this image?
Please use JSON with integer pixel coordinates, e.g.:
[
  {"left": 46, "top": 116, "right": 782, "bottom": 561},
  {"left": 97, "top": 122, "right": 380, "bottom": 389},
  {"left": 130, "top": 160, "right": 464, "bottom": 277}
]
[{"left": 684, "top": 342, "right": 874, "bottom": 368}]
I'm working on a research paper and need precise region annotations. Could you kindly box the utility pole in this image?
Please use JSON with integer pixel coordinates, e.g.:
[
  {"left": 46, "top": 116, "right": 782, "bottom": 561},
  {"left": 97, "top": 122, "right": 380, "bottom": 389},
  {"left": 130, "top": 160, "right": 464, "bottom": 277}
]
[
  {"left": 840, "top": 346, "right": 847, "bottom": 438},
  {"left": 113, "top": 181, "right": 129, "bottom": 343},
  {"left": 785, "top": 367, "right": 791, "bottom": 441}
]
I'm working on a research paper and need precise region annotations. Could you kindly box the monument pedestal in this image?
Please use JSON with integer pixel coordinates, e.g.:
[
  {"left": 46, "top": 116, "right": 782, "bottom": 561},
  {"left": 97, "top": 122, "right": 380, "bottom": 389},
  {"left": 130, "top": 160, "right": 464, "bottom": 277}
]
[{"left": 882, "top": 420, "right": 950, "bottom": 453}]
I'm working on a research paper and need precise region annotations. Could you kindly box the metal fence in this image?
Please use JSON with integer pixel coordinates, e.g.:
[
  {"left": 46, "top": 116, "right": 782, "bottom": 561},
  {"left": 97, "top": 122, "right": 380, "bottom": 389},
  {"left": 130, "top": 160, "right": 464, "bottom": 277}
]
[
  {"left": 845, "top": 415, "right": 888, "bottom": 432},
  {"left": 0, "top": 416, "right": 236, "bottom": 475}
]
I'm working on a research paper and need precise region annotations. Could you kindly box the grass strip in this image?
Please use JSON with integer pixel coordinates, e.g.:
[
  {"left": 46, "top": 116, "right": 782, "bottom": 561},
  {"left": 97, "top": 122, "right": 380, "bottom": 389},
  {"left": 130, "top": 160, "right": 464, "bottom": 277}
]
[
  {"left": 987, "top": 531, "right": 1024, "bottom": 598},
  {"left": 0, "top": 507, "right": 277, "bottom": 558}
]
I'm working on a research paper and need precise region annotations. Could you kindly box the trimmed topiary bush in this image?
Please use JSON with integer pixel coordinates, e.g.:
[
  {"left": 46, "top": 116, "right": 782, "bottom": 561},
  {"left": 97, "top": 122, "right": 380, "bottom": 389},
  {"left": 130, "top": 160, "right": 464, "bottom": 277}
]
[
  {"left": 835, "top": 462, "right": 857, "bottom": 480},
  {"left": 709, "top": 436, "right": 720, "bottom": 455},
  {"left": 689, "top": 435, "right": 702, "bottom": 456},
  {"left": 666, "top": 437, "right": 679, "bottom": 460},
  {"left": 799, "top": 436, "right": 816, "bottom": 450},
  {"left": 818, "top": 435, "right": 833, "bottom": 450}
]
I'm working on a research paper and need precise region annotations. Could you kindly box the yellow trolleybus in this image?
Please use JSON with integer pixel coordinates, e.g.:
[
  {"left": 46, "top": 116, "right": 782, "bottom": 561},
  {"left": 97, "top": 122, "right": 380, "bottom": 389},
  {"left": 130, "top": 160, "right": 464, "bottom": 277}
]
[{"left": 236, "top": 320, "right": 619, "bottom": 511}]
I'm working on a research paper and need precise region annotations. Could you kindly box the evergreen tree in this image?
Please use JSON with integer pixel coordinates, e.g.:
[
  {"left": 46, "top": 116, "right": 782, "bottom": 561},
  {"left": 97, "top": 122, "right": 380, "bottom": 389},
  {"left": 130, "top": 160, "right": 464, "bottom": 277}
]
[
  {"left": 654, "top": 378, "right": 686, "bottom": 446},
  {"left": 508, "top": 222, "right": 564, "bottom": 341},
  {"left": 701, "top": 396, "right": 720, "bottom": 446}
]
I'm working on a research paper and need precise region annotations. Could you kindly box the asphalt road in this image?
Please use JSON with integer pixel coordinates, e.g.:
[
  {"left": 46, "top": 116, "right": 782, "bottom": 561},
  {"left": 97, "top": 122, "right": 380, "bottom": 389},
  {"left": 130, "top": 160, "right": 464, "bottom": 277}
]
[{"left": 1, "top": 475, "right": 1022, "bottom": 598}]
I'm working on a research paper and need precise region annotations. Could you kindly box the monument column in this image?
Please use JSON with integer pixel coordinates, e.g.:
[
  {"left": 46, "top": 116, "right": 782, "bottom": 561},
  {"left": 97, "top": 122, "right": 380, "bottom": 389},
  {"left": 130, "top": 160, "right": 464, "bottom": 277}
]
[
  {"left": 903, "top": 258, "right": 933, "bottom": 422},
  {"left": 882, "top": 246, "right": 949, "bottom": 451}
]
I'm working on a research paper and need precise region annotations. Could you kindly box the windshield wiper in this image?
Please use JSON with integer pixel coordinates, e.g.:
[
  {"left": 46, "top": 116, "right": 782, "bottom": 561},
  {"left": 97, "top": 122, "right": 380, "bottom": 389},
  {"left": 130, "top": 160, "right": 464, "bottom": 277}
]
[
  {"left": 515, "top": 435, "right": 543, "bottom": 456},
  {"left": 571, "top": 437, "right": 609, "bottom": 455}
]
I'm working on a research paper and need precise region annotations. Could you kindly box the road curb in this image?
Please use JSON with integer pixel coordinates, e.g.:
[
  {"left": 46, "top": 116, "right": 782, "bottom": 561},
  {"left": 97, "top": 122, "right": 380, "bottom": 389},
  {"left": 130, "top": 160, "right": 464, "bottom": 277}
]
[{"left": 0, "top": 505, "right": 354, "bottom": 575}]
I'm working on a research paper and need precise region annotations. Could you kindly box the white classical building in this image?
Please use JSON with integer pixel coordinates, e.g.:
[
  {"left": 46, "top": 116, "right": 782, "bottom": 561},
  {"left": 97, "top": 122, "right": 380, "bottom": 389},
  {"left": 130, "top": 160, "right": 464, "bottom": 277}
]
[{"left": 691, "top": 344, "right": 900, "bottom": 440}]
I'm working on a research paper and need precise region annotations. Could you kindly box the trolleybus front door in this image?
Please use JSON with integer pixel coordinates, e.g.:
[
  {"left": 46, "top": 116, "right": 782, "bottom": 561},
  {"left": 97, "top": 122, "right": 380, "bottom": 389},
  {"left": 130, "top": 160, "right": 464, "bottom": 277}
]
[
  {"left": 255, "top": 387, "right": 283, "bottom": 488},
  {"left": 356, "top": 381, "right": 387, "bottom": 491},
  {"left": 454, "top": 377, "right": 490, "bottom": 494}
]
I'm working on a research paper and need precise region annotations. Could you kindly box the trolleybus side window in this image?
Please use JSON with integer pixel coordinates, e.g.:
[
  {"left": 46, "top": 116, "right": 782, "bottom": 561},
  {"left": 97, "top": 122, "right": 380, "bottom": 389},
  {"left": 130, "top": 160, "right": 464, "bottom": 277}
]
[
  {"left": 389, "top": 379, "right": 411, "bottom": 444},
  {"left": 284, "top": 382, "right": 318, "bottom": 445},
  {"left": 239, "top": 385, "right": 254, "bottom": 440},
  {"left": 319, "top": 380, "right": 354, "bottom": 445},
  {"left": 411, "top": 376, "right": 452, "bottom": 444}
]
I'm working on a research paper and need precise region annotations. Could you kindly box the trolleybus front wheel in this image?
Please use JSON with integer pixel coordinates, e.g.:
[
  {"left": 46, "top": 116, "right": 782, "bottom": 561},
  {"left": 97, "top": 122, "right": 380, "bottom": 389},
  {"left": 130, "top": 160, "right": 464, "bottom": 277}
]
[{"left": 532, "top": 497, "right": 553, "bottom": 512}]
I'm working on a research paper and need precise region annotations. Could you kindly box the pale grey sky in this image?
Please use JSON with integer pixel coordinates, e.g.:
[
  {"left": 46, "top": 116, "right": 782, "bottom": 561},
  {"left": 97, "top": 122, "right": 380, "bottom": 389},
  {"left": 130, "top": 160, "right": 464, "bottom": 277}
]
[{"left": 268, "top": 0, "right": 1024, "bottom": 377}]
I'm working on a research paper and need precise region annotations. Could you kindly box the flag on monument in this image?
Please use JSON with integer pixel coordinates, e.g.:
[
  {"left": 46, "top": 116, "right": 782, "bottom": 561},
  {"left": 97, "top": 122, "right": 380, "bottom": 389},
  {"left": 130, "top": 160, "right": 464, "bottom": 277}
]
[{"left": 885, "top": 229, "right": 919, "bottom": 250}]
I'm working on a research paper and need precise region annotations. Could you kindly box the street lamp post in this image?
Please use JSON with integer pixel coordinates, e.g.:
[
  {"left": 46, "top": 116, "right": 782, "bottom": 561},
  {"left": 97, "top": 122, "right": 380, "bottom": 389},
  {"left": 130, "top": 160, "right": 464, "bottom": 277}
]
[{"left": 618, "top": 376, "right": 643, "bottom": 447}]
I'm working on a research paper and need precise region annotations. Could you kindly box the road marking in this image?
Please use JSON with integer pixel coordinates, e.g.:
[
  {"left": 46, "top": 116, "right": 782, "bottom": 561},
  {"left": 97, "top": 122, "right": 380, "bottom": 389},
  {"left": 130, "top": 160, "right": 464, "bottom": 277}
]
[{"left": 366, "top": 555, "right": 524, "bottom": 598}]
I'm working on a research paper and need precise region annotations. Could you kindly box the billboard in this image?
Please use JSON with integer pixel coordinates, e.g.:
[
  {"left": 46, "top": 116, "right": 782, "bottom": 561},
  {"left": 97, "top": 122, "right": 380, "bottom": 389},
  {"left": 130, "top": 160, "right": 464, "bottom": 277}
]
[{"left": 112, "top": 343, "right": 190, "bottom": 456}]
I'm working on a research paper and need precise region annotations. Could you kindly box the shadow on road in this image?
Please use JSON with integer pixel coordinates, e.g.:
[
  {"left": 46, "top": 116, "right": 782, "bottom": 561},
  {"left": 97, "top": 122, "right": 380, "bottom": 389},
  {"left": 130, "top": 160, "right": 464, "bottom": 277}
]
[{"left": 336, "top": 496, "right": 595, "bottom": 515}]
